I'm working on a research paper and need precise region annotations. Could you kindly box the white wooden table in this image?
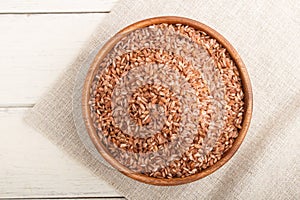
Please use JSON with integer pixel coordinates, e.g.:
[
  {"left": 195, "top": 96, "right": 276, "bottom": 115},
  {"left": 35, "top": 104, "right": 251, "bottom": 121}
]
[{"left": 0, "top": 1, "right": 125, "bottom": 199}]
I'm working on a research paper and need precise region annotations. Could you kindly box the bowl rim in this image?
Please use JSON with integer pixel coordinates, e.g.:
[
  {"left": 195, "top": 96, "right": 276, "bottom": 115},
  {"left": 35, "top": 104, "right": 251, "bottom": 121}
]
[{"left": 82, "top": 16, "right": 253, "bottom": 186}]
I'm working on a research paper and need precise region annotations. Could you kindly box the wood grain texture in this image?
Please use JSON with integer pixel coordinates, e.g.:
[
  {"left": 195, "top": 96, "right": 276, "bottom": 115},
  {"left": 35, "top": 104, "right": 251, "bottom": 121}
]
[
  {"left": 0, "top": 14, "right": 106, "bottom": 106},
  {"left": 0, "top": 0, "right": 117, "bottom": 13},
  {"left": 0, "top": 108, "right": 121, "bottom": 198},
  {"left": 0, "top": 0, "right": 124, "bottom": 198}
]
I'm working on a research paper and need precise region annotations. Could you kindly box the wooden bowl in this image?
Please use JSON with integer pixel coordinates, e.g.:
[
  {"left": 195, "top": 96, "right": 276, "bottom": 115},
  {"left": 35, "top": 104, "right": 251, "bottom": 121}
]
[{"left": 82, "top": 16, "right": 253, "bottom": 186}]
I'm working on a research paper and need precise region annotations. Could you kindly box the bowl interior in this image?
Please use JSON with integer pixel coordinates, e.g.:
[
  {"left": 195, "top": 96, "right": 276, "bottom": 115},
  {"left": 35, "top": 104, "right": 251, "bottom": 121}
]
[{"left": 82, "top": 16, "right": 253, "bottom": 186}]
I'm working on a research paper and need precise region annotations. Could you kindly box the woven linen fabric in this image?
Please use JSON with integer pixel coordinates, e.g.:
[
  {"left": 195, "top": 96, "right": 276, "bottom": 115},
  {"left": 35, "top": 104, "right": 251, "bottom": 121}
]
[{"left": 24, "top": 0, "right": 300, "bottom": 199}]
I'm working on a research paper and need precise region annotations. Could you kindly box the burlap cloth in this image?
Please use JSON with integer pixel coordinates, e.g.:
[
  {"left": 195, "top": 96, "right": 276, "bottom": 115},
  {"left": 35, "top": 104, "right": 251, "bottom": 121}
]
[{"left": 24, "top": 0, "right": 300, "bottom": 199}]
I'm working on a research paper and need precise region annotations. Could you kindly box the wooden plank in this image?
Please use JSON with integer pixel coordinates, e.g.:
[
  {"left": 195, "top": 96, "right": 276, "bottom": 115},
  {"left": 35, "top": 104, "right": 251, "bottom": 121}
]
[
  {"left": 0, "top": 14, "right": 106, "bottom": 106},
  {"left": 0, "top": 108, "right": 122, "bottom": 198},
  {"left": 0, "top": 0, "right": 117, "bottom": 13}
]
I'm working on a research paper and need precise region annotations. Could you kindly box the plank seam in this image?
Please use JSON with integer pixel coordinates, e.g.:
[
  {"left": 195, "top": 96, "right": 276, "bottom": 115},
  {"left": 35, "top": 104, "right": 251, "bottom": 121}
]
[
  {"left": 0, "top": 104, "right": 34, "bottom": 108},
  {"left": 0, "top": 197, "right": 124, "bottom": 200},
  {"left": 0, "top": 11, "right": 110, "bottom": 15}
]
